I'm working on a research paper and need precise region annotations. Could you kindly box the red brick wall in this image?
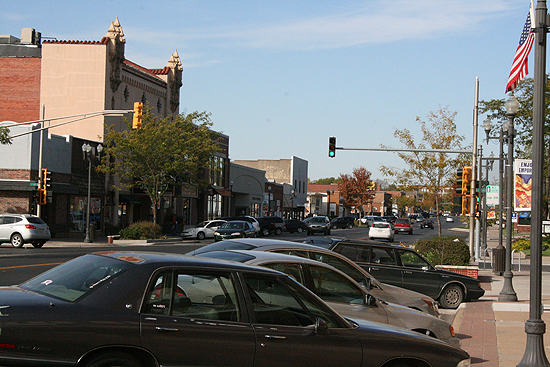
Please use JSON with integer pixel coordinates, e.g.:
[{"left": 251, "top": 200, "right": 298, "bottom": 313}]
[
  {"left": 437, "top": 265, "right": 479, "bottom": 279},
  {"left": 0, "top": 191, "right": 31, "bottom": 214},
  {"left": 0, "top": 169, "right": 32, "bottom": 180},
  {"left": 0, "top": 57, "right": 41, "bottom": 122}
]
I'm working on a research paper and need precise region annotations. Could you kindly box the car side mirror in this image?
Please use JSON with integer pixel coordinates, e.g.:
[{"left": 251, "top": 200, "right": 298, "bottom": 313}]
[
  {"left": 315, "top": 318, "right": 329, "bottom": 334},
  {"left": 365, "top": 293, "right": 377, "bottom": 307},
  {"left": 364, "top": 278, "right": 373, "bottom": 290}
]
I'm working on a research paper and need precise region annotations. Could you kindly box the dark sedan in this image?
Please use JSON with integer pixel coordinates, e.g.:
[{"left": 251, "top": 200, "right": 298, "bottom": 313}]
[
  {"left": 213, "top": 220, "right": 257, "bottom": 241},
  {"left": 0, "top": 251, "right": 470, "bottom": 367},
  {"left": 283, "top": 218, "right": 308, "bottom": 233},
  {"left": 331, "top": 241, "right": 485, "bottom": 309}
]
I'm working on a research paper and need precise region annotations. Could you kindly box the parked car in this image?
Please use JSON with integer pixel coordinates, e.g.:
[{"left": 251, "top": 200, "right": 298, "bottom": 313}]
[
  {"left": 283, "top": 218, "right": 308, "bottom": 233},
  {"left": 0, "top": 214, "right": 50, "bottom": 248},
  {"left": 181, "top": 219, "right": 226, "bottom": 240},
  {"left": 446, "top": 216, "right": 455, "bottom": 223},
  {"left": 305, "top": 216, "right": 331, "bottom": 235},
  {"left": 420, "top": 220, "right": 435, "bottom": 229},
  {"left": 217, "top": 215, "right": 260, "bottom": 230},
  {"left": 187, "top": 238, "right": 441, "bottom": 317},
  {"left": 0, "top": 251, "right": 470, "bottom": 367},
  {"left": 360, "top": 215, "right": 384, "bottom": 226},
  {"left": 213, "top": 220, "right": 258, "bottom": 241},
  {"left": 368, "top": 221, "right": 395, "bottom": 242},
  {"left": 302, "top": 235, "right": 349, "bottom": 249},
  {"left": 394, "top": 217, "right": 413, "bottom": 235},
  {"left": 256, "top": 216, "right": 285, "bottom": 236},
  {"left": 330, "top": 240, "right": 485, "bottom": 309},
  {"left": 198, "top": 250, "right": 460, "bottom": 347},
  {"left": 330, "top": 216, "right": 355, "bottom": 229}
]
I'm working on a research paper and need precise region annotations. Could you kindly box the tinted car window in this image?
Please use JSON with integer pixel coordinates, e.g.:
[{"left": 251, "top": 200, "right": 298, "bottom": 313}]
[
  {"left": 263, "top": 262, "right": 307, "bottom": 285},
  {"left": 308, "top": 251, "right": 369, "bottom": 288},
  {"left": 395, "top": 219, "right": 409, "bottom": 225},
  {"left": 330, "top": 244, "right": 369, "bottom": 263},
  {"left": 308, "top": 265, "right": 364, "bottom": 304},
  {"left": 27, "top": 217, "right": 46, "bottom": 224},
  {"left": 397, "top": 249, "right": 431, "bottom": 269},
  {"left": 371, "top": 247, "right": 397, "bottom": 265},
  {"left": 3, "top": 217, "right": 16, "bottom": 224}
]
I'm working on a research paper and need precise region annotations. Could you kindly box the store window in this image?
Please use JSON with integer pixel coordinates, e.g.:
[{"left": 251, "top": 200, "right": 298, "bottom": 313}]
[
  {"left": 70, "top": 196, "right": 101, "bottom": 232},
  {"left": 207, "top": 194, "right": 222, "bottom": 220}
]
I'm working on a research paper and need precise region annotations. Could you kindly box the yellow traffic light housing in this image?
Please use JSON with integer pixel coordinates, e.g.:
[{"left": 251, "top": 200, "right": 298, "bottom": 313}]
[{"left": 133, "top": 102, "right": 143, "bottom": 129}]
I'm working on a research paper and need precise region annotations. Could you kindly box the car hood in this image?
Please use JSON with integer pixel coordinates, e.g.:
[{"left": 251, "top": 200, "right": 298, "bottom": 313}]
[{"left": 379, "top": 282, "right": 439, "bottom": 317}]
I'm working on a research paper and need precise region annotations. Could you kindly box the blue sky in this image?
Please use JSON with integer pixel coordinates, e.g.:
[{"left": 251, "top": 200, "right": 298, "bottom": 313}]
[{"left": 1, "top": 0, "right": 538, "bottom": 182}]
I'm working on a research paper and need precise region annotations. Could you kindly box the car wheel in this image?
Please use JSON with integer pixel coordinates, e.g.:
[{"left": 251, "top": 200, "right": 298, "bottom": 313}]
[
  {"left": 347, "top": 223, "right": 353, "bottom": 229},
  {"left": 10, "top": 233, "right": 24, "bottom": 248},
  {"left": 196, "top": 232, "right": 206, "bottom": 240},
  {"left": 439, "top": 284, "right": 464, "bottom": 309},
  {"left": 297, "top": 227, "right": 303, "bottom": 233},
  {"left": 275, "top": 228, "right": 282, "bottom": 235},
  {"left": 32, "top": 242, "right": 45, "bottom": 248},
  {"left": 85, "top": 352, "right": 143, "bottom": 367},
  {"left": 261, "top": 228, "right": 270, "bottom": 236}
]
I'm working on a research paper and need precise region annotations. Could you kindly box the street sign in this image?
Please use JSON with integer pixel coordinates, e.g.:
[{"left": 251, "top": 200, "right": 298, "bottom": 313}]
[{"left": 29, "top": 182, "right": 38, "bottom": 187}]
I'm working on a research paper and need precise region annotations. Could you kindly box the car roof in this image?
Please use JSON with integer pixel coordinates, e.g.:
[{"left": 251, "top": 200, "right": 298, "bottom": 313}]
[
  {"left": 199, "top": 249, "right": 327, "bottom": 267},
  {"left": 92, "top": 250, "right": 281, "bottom": 276}
]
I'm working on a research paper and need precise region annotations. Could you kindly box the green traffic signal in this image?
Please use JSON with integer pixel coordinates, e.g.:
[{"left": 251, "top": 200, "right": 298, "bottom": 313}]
[{"left": 328, "top": 136, "right": 336, "bottom": 158}]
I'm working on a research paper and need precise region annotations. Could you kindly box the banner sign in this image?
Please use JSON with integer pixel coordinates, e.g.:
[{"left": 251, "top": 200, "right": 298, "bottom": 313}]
[
  {"left": 514, "top": 159, "right": 532, "bottom": 211},
  {"left": 486, "top": 185, "right": 499, "bottom": 219}
]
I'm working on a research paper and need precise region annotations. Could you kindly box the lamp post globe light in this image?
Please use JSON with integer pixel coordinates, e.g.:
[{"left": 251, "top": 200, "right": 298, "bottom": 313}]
[{"left": 498, "top": 94, "right": 519, "bottom": 302}]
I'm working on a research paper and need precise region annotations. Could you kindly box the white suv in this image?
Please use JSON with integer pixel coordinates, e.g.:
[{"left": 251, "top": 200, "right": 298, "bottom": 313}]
[{"left": 0, "top": 214, "right": 51, "bottom": 248}]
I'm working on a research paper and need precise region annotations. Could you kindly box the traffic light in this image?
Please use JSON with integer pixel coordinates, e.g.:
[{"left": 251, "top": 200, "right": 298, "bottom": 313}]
[
  {"left": 133, "top": 102, "right": 143, "bottom": 129},
  {"left": 462, "top": 195, "right": 470, "bottom": 215},
  {"left": 462, "top": 166, "right": 472, "bottom": 195},
  {"left": 455, "top": 168, "right": 463, "bottom": 196},
  {"left": 38, "top": 168, "right": 51, "bottom": 205},
  {"left": 43, "top": 169, "right": 52, "bottom": 204},
  {"left": 328, "top": 136, "right": 336, "bottom": 158}
]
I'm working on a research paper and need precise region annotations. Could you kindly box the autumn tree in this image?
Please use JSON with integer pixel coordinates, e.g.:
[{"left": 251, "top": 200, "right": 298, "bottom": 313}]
[
  {"left": 338, "top": 167, "right": 376, "bottom": 215},
  {"left": 98, "top": 109, "right": 220, "bottom": 224},
  {"left": 380, "top": 107, "right": 470, "bottom": 235}
]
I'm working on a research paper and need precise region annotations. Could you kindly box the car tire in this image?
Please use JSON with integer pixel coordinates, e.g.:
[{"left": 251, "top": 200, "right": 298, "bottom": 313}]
[
  {"left": 261, "top": 228, "right": 270, "bottom": 237},
  {"left": 439, "top": 284, "right": 464, "bottom": 309},
  {"left": 10, "top": 233, "right": 24, "bottom": 248},
  {"left": 275, "top": 228, "right": 282, "bottom": 235},
  {"left": 85, "top": 352, "right": 143, "bottom": 367},
  {"left": 197, "top": 232, "right": 206, "bottom": 240},
  {"left": 297, "top": 227, "right": 303, "bottom": 233},
  {"left": 347, "top": 223, "right": 353, "bottom": 229},
  {"left": 32, "top": 242, "right": 45, "bottom": 248}
]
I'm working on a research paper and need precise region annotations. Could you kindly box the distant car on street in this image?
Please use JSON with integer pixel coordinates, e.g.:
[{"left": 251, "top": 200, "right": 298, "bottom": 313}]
[
  {"left": 330, "top": 216, "right": 355, "bottom": 229},
  {"left": 181, "top": 219, "right": 226, "bottom": 240},
  {"left": 304, "top": 216, "right": 331, "bottom": 235},
  {"left": 446, "top": 216, "right": 455, "bottom": 223},
  {"left": 283, "top": 218, "right": 308, "bottom": 233},
  {"left": 0, "top": 214, "right": 51, "bottom": 248},
  {"left": 394, "top": 217, "right": 413, "bottom": 235},
  {"left": 213, "top": 220, "right": 258, "bottom": 241},
  {"left": 368, "top": 221, "right": 395, "bottom": 242}
]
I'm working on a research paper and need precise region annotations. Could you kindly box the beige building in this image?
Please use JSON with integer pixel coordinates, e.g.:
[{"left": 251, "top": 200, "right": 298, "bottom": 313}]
[{"left": 40, "top": 17, "right": 183, "bottom": 140}]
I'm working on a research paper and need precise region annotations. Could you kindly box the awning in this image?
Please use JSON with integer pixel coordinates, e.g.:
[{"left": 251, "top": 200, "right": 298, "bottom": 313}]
[{"left": 214, "top": 188, "right": 232, "bottom": 197}]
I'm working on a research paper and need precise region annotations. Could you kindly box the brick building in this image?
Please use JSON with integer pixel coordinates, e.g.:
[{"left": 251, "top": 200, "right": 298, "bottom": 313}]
[{"left": 0, "top": 19, "right": 230, "bottom": 238}]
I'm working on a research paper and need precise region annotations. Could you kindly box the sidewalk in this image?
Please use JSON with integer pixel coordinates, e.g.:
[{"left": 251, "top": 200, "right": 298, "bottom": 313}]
[{"left": 454, "top": 226, "right": 550, "bottom": 366}]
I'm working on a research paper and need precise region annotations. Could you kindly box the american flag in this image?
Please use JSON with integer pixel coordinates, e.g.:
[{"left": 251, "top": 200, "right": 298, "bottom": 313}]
[{"left": 505, "top": 1, "right": 535, "bottom": 93}]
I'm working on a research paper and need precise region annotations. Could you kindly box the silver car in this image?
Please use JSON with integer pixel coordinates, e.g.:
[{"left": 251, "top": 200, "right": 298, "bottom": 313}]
[
  {"left": 197, "top": 250, "right": 459, "bottom": 347},
  {"left": 0, "top": 214, "right": 50, "bottom": 248},
  {"left": 187, "top": 238, "right": 440, "bottom": 317},
  {"left": 181, "top": 220, "right": 226, "bottom": 240}
]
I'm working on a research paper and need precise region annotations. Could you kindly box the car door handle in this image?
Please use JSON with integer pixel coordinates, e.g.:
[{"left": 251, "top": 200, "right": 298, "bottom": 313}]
[
  {"left": 404, "top": 271, "right": 413, "bottom": 274},
  {"left": 264, "top": 335, "right": 287, "bottom": 339},
  {"left": 156, "top": 327, "right": 179, "bottom": 332}
]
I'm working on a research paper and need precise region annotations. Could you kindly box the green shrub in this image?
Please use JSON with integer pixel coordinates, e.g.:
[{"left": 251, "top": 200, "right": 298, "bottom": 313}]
[
  {"left": 512, "top": 237, "right": 550, "bottom": 252},
  {"left": 413, "top": 236, "right": 470, "bottom": 266},
  {"left": 120, "top": 221, "right": 162, "bottom": 240}
]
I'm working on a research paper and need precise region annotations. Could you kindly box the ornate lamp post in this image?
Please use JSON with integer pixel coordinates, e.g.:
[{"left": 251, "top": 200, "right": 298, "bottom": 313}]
[
  {"left": 82, "top": 143, "right": 102, "bottom": 243},
  {"left": 498, "top": 94, "right": 519, "bottom": 302}
]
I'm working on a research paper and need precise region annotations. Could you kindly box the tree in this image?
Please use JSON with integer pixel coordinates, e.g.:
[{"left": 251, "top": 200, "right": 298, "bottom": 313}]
[
  {"left": 310, "top": 177, "right": 341, "bottom": 184},
  {"left": 338, "top": 167, "right": 376, "bottom": 215},
  {"left": 394, "top": 194, "right": 417, "bottom": 216},
  {"left": 98, "top": 109, "right": 221, "bottom": 224},
  {"left": 380, "top": 107, "right": 470, "bottom": 235}
]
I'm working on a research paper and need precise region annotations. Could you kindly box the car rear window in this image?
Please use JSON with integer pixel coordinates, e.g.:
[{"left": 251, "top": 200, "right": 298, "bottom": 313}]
[
  {"left": 373, "top": 223, "right": 389, "bottom": 228},
  {"left": 395, "top": 219, "right": 409, "bottom": 225},
  {"left": 27, "top": 217, "right": 46, "bottom": 225}
]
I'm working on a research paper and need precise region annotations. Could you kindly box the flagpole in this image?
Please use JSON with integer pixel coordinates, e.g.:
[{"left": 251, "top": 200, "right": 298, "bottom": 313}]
[{"left": 517, "top": 0, "right": 549, "bottom": 366}]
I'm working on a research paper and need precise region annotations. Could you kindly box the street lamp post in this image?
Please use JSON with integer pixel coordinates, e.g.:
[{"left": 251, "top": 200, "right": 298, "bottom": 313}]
[
  {"left": 82, "top": 143, "right": 102, "bottom": 243},
  {"left": 498, "top": 94, "right": 519, "bottom": 302},
  {"left": 267, "top": 186, "right": 271, "bottom": 216},
  {"left": 326, "top": 189, "right": 332, "bottom": 216}
]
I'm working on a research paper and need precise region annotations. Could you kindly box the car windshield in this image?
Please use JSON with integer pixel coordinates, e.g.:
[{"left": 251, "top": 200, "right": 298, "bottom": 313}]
[
  {"left": 191, "top": 241, "right": 257, "bottom": 255},
  {"left": 221, "top": 222, "right": 245, "bottom": 230},
  {"left": 196, "top": 221, "right": 208, "bottom": 228},
  {"left": 20, "top": 254, "right": 133, "bottom": 302},
  {"left": 310, "top": 217, "right": 326, "bottom": 223}
]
